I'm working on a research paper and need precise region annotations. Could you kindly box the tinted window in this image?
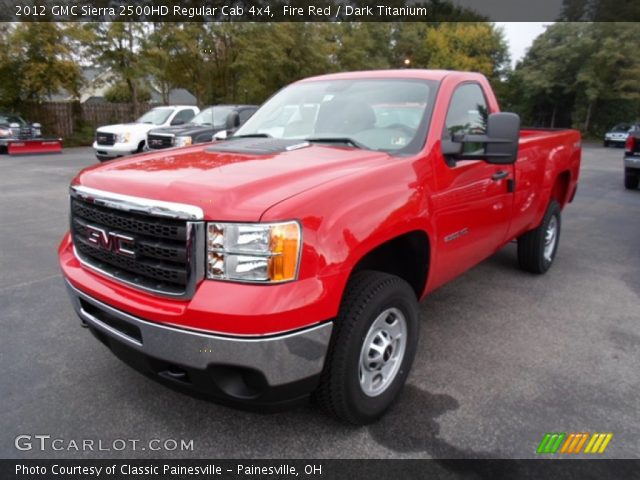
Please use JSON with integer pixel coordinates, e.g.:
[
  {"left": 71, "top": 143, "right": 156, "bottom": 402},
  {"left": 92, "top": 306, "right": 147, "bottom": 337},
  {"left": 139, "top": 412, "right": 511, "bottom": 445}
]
[
  {"left": 443, "top": 83, "right": 489, "bottom": 138},
  {"left": 238, "top": 108, "right": 256, "bottom": 125},
  {"left": 0, "top": 114, "right": 25, "bottom": 126},
  {"left": 173, "top": 109, "right": 196, "bottom": 125},
  {"left": 192, "top": 107, "right": 233, "bottom": 126},
  {"left": 136, "top": 108, "right": 174, "bottom": 125}
]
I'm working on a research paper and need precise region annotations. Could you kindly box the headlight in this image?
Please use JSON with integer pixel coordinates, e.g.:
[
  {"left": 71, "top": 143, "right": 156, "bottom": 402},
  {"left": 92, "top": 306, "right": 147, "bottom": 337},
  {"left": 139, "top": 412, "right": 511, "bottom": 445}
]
[
  {"left": 206, "top": 221, "right": 301, "bottom": 283},
  {"left": 174, "top": 136, "right": 192, "bottom": 147},
  {"left": 116, "top": 132, "right": 131, "bottom": 143},
  {"left": 0, "top": 128, "right": 10, "bottom": 137}
]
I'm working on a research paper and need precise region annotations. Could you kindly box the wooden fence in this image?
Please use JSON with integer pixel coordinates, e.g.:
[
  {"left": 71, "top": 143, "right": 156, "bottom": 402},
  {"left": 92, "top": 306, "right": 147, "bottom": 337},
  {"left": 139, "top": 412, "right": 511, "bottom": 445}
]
[{"left": 19, "top": 102, "right": 158, "bottom": 138}]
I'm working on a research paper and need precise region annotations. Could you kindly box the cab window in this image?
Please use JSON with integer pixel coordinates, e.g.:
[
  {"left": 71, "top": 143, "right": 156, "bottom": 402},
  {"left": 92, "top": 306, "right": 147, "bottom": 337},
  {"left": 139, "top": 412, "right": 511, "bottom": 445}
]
[
  {"left": 172, "top": 109, "right": 196, "bottom": 125},
  {"left": 443, "top": 83, "right": 489, "bottom": 155}
]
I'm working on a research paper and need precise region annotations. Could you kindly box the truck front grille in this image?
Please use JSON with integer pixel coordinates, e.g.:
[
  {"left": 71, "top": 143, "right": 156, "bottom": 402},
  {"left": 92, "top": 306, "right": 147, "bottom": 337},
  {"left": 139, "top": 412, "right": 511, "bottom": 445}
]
[
  {"left": 96, "top": 132, "right": 115, "bottom": 146},
  {"left": 147, "top": 134, "right": 174, "bottom": 149},
  {"left": 70, "top": 195, "right": 204, "bottom": 298}
]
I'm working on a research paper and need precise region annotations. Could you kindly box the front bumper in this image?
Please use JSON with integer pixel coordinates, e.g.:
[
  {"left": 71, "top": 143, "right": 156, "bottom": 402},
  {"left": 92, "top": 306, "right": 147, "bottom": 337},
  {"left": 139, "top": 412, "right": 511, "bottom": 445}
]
[
  {"left": 624, "top": 155, "right": 640, "bottom": 170},
  {"left": 65, "top": 280, "right": 333, "bottom": 406},
  {"left": 92, "top": 141, "right": 138, "bottom": 158}
]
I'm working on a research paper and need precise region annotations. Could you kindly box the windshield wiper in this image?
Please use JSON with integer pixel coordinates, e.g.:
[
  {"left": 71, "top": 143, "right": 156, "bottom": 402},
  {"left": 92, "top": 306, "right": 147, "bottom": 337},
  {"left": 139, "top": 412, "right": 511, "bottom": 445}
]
[{"left": 305, "top": 137, "right": 368, "bottom": 150}]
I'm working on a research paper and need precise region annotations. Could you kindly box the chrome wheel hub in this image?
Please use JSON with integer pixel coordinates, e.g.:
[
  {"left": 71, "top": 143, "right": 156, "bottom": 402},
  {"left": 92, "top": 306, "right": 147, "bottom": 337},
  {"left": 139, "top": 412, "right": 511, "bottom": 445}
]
[
  {"left": 543, "top": 215, "right": 558, "bottom": 262},
  {"left": 359, "top": 307, "right": 407, "bottom": 397}
]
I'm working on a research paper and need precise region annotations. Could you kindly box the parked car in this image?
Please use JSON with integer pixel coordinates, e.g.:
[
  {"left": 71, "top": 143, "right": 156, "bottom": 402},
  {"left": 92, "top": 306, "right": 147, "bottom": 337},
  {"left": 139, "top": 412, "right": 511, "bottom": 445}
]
[
  {"left": 146, "top": 105, "right": 257, "bottom": 151},
  {"left": 0, "top": 112, "right": 62, "bottom": 155},
  {"left": 0, "top": 113, "right": 39, "bottom": 152},
  {"left": 60, "top": 70, "right": 581, "bottom": 424},
  {"left": 604, "top": 123, "right": 640, "bottom": 147},
  {"left": 624, "top": 132, "right": 640, "bottom": 189},
  {"left": 93, "top": 105, "right": 199, "bottom": 161}
]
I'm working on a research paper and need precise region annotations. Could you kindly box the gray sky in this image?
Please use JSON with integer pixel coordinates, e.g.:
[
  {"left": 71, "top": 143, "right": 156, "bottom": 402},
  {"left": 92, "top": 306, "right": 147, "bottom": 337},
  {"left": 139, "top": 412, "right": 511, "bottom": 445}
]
[{"left": 495, "top": 22, "right": 550, "bottom": 66}]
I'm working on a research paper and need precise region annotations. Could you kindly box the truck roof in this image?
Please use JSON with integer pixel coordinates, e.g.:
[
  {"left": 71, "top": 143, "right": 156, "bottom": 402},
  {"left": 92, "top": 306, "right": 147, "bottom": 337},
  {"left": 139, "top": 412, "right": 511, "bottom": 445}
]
[{"left": 299, "top": 69, "right": 486, "bottom": 84}]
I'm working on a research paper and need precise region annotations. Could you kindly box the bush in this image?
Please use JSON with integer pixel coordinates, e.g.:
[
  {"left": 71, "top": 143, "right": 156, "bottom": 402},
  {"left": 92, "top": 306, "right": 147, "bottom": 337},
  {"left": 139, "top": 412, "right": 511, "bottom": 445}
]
[{"left": 104, "top": 83, "right": 151, "bottom": 103}]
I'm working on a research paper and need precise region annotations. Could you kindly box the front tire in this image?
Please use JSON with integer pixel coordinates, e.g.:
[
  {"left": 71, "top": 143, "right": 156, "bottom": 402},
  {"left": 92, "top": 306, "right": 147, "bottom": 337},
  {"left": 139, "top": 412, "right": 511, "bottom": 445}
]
[
  {"left": 604, "top": 140, "right": 609, "bottom": 147},
  {"left": 517, "top": 200, "right": 561, "bottom": 274},
  {"left": 315, "top": 271, "right": 419, "bottom": 425},
  {"left": 625, "top": 168, "right": 639, "bottom": 190}
]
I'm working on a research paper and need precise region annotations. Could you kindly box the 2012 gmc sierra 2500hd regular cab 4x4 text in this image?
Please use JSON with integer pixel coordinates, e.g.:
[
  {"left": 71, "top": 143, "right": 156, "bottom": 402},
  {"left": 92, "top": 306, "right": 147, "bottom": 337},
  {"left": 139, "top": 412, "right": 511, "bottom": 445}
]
[{"left": 59, "top": 70, "right": 581, "bottom": 424}]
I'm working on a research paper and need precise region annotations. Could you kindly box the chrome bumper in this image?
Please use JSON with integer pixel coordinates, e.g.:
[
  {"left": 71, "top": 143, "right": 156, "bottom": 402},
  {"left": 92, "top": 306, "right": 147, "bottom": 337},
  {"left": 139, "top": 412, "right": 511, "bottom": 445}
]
[
  {"left": 624, "top": 156, "right": 640, "bottom": 169},
  {"left": 65, "top": 281, "right": 333, "bottom": 387}
]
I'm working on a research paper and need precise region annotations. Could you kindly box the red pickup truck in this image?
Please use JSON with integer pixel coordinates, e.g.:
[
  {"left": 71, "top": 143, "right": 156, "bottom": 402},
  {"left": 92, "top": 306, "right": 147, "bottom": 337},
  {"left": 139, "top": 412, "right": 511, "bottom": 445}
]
[{"left": 59, "top": 70, "right": 581, "bottom": 424}]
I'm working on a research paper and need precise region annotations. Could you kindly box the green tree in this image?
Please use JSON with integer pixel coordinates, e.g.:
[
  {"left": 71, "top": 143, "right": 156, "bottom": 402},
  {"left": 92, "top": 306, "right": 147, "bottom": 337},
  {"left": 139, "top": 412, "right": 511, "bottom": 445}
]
[
  {"left": 508, "top": 22, "right": 640, "bottom": 134},
  {"left": 83, "top": 23, "right": 146, "bottom": 115},
  {"left": 233, "top": 23, "right": 332, "bottom": 103},
  {"left": 10, "top": 23, "right": 82, "bottom": 102},
  {"left": 331, "top": 23, "right": 393, "bottom": 71},
  {"left": 405, "top": 23, "right": 510, "bottom": 80}
]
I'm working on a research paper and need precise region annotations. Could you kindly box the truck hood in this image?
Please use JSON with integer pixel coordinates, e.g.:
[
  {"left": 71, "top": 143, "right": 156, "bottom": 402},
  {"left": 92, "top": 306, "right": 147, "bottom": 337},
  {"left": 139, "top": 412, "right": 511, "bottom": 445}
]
[
  {"left": 149, "top": 124, "right": 222, "bottom": 137},
  {"left": 97, "top": 123, "right": 159, "bottom": 135},
  {"left": 75, "top": 142, "right": 391, "bottom": 221}
]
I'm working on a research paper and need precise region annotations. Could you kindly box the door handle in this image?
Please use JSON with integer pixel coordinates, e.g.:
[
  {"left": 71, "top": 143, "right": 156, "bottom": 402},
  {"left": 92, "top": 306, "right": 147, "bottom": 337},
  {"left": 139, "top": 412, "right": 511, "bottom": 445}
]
[{"left": 491, "top": 170, "right": 509, "bottom": 181}]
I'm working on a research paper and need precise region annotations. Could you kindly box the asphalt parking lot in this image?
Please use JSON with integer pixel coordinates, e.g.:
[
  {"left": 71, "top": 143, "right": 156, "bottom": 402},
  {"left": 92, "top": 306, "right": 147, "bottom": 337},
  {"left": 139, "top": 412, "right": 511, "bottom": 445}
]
[{"left": 1, "top": 145, "right": 638, "bottom": 460}]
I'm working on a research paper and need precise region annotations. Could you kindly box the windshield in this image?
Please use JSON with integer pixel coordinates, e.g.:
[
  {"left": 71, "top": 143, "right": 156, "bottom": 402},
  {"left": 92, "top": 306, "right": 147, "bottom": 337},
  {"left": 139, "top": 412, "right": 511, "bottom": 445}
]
[
  {"left": 0, "top": 114, "right": 25, "bottom": 126},
  {"left": 136, "top": 108, "right": 174, "bottom": 125},
  {"left": 234, "top": 79, "right": 437, "bottom": 154},
  {"left": 611, "top": 123, "right": 630, "bottom": 132},
  {"left": 191, "top": 107, "right": 234, "bottom": 127}
]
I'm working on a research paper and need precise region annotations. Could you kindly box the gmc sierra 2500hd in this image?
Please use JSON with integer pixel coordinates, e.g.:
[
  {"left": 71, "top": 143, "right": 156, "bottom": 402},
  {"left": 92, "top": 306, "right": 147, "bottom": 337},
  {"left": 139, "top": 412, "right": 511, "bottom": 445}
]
[{"left": 59, "top": 70, "right": 581, "bottom": 424}]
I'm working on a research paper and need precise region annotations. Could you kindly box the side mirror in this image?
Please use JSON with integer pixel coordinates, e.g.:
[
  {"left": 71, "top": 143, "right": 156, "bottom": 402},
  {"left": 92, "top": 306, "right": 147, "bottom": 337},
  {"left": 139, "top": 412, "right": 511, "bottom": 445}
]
[
  {"left": 213, "top": 130, "right": 227, "bottom": 141},
  {"left": 225, "top": 111, "right": 240, "bottom": 135},
  {"left": 441, "top": 112, "right": 520, "bottom": 165},
  {"left": 171, "top": 119, "right": 185, "bottom": 126}
]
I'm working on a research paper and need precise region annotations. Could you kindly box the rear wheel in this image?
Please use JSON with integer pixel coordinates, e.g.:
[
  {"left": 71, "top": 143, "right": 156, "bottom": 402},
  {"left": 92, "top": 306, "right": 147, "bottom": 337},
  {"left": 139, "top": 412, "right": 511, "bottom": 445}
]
[
  {"left": 315, "top": 271, "right": 419, "bottom": 425},
  {"left": 625, "top": 168, "right": 639, "bottom": 190},
  {"left": 517, "top": 200, "right": 561, "bottom": 274}
]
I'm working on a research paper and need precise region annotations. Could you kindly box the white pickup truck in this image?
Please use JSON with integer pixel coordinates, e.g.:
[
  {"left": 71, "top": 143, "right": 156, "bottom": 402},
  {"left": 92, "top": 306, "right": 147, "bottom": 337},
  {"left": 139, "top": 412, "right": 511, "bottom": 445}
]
[{"left": 93, "top": 105, "right": 199, "bottom": 162}]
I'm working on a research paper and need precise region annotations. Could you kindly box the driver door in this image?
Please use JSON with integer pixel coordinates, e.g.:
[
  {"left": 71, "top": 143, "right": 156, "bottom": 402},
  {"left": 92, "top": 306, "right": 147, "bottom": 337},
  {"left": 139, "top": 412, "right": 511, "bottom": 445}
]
[{"left": 430, "top": 82, "right": 514, "bottom": 285}]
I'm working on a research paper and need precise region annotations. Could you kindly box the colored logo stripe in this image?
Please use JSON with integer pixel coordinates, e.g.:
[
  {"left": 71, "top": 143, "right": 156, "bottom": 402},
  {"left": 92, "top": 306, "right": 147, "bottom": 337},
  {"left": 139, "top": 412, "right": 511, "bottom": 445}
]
[
  {"left": 560, "top": 433, "right": 589, "bottom": 454},
  {"left": 584, "top": 433, "right": 613, "bottom": 454},
  {"left": 537, "top": 433, "right": 566, "bottom": 454},
  {"left": 537, "top": 432, "right": 613, "bottom": 454}
]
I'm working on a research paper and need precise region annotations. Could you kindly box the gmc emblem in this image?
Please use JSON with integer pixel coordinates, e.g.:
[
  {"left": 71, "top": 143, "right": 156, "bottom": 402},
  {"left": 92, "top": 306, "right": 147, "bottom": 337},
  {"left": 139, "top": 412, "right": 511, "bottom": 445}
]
[
  {"left": 150, "top": 139, "right": 162, "bottom": 146},
  {"left": 85, "top": 225, "right": 136, "bottom": 257}
]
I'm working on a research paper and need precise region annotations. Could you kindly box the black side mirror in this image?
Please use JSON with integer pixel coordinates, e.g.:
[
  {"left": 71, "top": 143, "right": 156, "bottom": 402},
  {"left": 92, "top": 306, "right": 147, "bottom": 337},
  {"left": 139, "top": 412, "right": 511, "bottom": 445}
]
[
  {"left": 441, "top": 112, "right": 520, "bottom": 165},
  {"left": 225, "top": 111, "right": 240, "bottom": 135},
  {"left": 171, "top": 119, "right": 185, "bottom": 126},
  {"left": 484, "top": 112, "right": 520, "bottom": 164}
]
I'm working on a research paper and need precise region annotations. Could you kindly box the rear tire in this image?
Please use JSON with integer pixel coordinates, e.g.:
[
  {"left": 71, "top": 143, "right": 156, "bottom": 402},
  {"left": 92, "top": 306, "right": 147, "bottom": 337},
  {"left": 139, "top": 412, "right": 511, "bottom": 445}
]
[
  {"left": 315, "top": 271, "right": 419, "bottom": 425},
  {"left": 625, "top": 168, "right": 639, "bottom": 190},
  {"left": 517, "top": 200, "right": 561, "bottom": 274}
]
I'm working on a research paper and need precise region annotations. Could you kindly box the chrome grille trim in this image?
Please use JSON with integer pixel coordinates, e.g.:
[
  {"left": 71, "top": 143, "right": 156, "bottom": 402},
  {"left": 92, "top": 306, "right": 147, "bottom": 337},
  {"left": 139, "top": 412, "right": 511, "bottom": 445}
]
[{"left": 70, "top": 185, "right": 205, "bottom": 299}]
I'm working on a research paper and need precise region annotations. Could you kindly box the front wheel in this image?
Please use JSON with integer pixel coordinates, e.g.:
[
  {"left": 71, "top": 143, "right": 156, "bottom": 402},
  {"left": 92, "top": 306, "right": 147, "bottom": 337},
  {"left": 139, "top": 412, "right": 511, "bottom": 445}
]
[
  {"left": 517, "top": 200, "right": 561, "bottom": 274},
  {"left": 625, "top": 168, "right": 639, "bottom": 190},
  {"left": 315, "top": 271, "right": 419, "bottom": 424}
]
